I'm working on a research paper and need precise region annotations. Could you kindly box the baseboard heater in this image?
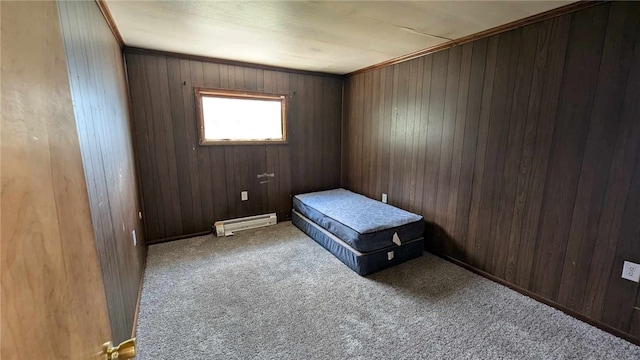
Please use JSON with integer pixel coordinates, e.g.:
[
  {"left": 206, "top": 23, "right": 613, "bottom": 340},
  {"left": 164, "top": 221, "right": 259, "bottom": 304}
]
[{"left": 214, "top": 213, "right": 277, "bottom": 237}]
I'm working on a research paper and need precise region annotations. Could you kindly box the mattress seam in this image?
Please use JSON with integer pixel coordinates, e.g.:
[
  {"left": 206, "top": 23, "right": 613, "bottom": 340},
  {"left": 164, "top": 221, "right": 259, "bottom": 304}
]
[
  {"left": 294, "top": 193, "right": 423, "bottom": 235},
  {"left": 293, "top": 210, "right": 424, "bottom": 256}
]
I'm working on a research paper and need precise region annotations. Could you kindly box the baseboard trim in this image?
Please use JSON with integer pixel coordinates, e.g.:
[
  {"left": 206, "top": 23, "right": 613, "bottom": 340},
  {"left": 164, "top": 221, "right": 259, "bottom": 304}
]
[
  {"left": 131, "top": 248, "right": 147, "bottom": 339},
  {"left": 148, "top": 230, "right": 213, "bottom": 245},
  {"left": 429, "top": 250, "right": 640, "bottom": 347}
]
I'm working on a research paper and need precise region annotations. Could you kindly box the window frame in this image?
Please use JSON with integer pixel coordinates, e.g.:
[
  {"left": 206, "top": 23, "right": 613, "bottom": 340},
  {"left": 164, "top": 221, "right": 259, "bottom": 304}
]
[{"left": 194, "top": 87, "right": 288, "bottom": 146}]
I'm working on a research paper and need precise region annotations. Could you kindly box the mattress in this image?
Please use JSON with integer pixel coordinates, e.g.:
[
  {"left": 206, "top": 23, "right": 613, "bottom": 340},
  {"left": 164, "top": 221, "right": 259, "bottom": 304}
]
[
  {"left": 292, "top": 209, "right": 424, "bottom": 276},
  {"left": 293, "top": 188, "right": 424, "bottom": 252}
]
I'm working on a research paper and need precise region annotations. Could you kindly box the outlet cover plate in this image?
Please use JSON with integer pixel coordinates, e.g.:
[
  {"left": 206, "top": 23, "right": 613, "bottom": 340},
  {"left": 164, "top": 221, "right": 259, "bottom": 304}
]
[
  {"left": 622, "top": 261, "right": 640, "bottom": 282},
  {"left": 382, "top": 193, "right": 388, "bottom": 203},
  {"left": 241, "top": 191, "right": 248, "bottom": 201}
]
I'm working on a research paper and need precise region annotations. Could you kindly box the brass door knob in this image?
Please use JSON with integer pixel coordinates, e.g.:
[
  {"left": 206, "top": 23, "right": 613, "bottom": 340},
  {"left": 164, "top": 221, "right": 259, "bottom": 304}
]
[{"left": 103, "top": 338, "right": 136, "bottom": 359}]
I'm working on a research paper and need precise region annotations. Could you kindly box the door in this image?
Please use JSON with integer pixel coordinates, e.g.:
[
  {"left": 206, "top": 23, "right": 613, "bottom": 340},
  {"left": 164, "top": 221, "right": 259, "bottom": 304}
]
[{"left": 1, "top": 1, "right": 113, "bottom": 359}]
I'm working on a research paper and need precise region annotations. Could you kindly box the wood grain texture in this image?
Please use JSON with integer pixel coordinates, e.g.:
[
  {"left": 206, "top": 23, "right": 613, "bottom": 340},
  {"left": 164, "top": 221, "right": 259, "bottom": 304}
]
[
  {"left": 124, "top": 47, "right": 344, "bottom": 78},
  {"left": 1, "top": 2, "right": 111, "bottom": 358},
  {"left": 557, "top": 1, "right": 640, "bottom": 312},
  {"left": 126, "top": 51, "right": 342, "bottom": 242},
  {"left": 58, "top": 0, "right": 146, "bottom": 343},
  {"left": 582, "top": 6, "right": 640, "bottom": 323},
  {"left": 342, "top": 1, "right": 640, "bottom": 342},
  {"left": 347, "top": 1, "right": 607, "bottom": 76},
  {"left": 530, "top": 4, "right": 609, "bottom": 301}
]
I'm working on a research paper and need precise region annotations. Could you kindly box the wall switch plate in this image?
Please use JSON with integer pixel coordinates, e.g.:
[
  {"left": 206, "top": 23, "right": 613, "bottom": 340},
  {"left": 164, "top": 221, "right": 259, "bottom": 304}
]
[
  {"left": 241, "top": 191, "right": 248, "bottom": 201},
  {"left": 382, "top": 193, "right": 388, "bottom": 203},
  {"left": 132, "top": 229, "right": 137, "bottom": 247},
  {"left": 622, "top": 261, "right": 640, "bottom": 282}
]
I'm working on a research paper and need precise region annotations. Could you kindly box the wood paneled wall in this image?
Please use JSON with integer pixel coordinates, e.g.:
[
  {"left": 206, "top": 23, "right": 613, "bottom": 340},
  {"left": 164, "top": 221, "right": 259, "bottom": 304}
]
[
  {"left": 125, "top": 51, "right": 342, "bottom": 242},
  {"left": 1, "top": 2, "right": 112, "bottom": 358},
  {"left": 58, "top": 1, "right": 146, "bottom": 343},
  {"left": 342, "top": 2, "right": 640, "bottom": 340}
]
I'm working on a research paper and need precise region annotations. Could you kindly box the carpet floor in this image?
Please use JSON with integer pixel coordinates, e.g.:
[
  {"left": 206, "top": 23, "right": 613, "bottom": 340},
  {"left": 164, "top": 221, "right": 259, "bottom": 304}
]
[{"left": 135, "top": 222, "right": 640, "bottom": 359}]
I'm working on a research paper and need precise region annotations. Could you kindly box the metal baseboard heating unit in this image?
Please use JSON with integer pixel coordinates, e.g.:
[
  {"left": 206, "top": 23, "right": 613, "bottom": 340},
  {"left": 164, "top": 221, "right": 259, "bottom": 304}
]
[{"left": 214, "top": 213, "right": 277, "bottom": 237}]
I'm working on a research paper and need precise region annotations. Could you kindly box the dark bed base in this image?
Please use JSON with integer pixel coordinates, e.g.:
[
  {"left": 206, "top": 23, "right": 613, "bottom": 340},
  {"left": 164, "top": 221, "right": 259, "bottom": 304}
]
[{"left": 292, "top": 210, "right": 424, "bottom": 276}]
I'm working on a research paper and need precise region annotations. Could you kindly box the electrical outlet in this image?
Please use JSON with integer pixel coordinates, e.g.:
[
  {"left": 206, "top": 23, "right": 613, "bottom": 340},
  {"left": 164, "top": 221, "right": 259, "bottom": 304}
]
[
  {"left": 622, "top": 261, "right": 640, "bottom": 282},
  {"left": 382, "top": 193, "right": 388, "bottom": 203},
  {"left": 132, "top": 229, "right": 137, "bottom": 247},
  {"left": 241, "top": 191, "right": 248, "bottom": 201}
]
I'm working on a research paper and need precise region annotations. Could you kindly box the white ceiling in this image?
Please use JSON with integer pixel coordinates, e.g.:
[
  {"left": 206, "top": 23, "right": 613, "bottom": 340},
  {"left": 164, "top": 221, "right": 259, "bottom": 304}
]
[{"left": 106, "top": 1, "right": 574, "bottom": 75}]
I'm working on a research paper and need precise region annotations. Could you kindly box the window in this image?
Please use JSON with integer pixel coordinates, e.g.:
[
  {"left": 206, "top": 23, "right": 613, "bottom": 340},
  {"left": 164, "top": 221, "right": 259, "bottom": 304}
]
[{"left": 195, "top": 87, "right": 287, "bottom": 145}]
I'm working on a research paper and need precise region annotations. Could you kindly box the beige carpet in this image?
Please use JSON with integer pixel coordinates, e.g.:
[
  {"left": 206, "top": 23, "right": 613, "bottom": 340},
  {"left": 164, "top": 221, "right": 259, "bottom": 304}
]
[{"left": 135, "top": 221, "right": 640, "bottom": 359}]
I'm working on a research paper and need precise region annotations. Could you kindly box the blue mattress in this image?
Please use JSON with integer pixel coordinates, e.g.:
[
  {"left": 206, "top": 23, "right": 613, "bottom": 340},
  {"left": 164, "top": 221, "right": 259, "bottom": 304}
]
[
  {"left": 293, "top": 188, "right": 424, "bottom": 252},
  {"left": 292, "top": 210, "right": 424, "bottom": 276}
]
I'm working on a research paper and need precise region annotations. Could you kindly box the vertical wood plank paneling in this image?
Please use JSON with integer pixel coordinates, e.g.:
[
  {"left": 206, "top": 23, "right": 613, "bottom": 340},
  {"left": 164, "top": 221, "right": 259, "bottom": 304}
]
[
  {"left": 632, "top": 307, "right": 640, "bottom": 339},
  {"left": 57, "top": 0, "right": 146, "bottom": 343},
  {"left": 361, "top": 71, "right": 373, "bottom": 198},
  {"left": 291, "top": 73, "right": 304, "bottom": 193},
  {"left": 189, "top": 61, "right": 215, "bottom": 227},
  {"left": 399, "top": 60, "right": 419, "bottom": 209},
  {"left": 433, "top": 45, "right": 461, "bottom": 250},
  {"left": 598, "top": 6, "right": 640, "bottom": 328},
  {"left": 150, "top": 56, "right": 175, "bottom": 238},
  {"left": 422, "top": 51, "right": 447, "bottom": 222},
  {"left": 276, "top": 71, "right": 293, "bottom": 219},
  {"left": 454, "top": 39, "right": 487, "bottom": 263},
  {"left": 369, "top": 70, "right": 382, "bottom": 198},
  {"left": 319, "top": 76, "right": 329, "bottom": 189},
  {"left": 233, "top": 146, "right": 250, "bottom": 216},
  {"left": 131, "top": 54, "right": 162, "bottom": 238},
  {"left": 391, "top": 62, "right": 410, "bottom": 207},
  {"left": 340, "top": 76, "right": 351, "bottom": 187},
  {"left": 407, "top": 60, "right": 425, "bottom": 213},
  {"left": 380, "top": 67, "right": 394, "bottom": 197},
  {"left": 327, "top": 77, "right": 342, "bottom": 189},
  {"left": 410, "top": 60, "right": 429, "bottom": 213},
  {"left": 601, "top": 146, "right": 640, "bottom": 332},
  {"left": 126, "top": 51, "right": 342, "bottom": 242},
  {"left": 309, "top": 75, "right": 320, "bottom": 192},
  {"left": 296, "top": 73, "right": 310, "bottom": 194},
  {"left": 352, "top": 74, "right": 364, "bottom": 194},
  {"left": 583, "top": 12, "right": 640, "bottom": 321},
  {"left": 513, "top": 15, "right": 570, "bottom": 289},
  {"left": 505, "top": 19, "right": 554, "bottom": 284},
  {"left": 386, "top": 65, "right": 399, "bottom": 201},
  {"left": 476, "top": 29, "right": 521, "bottom": 273},
  {"left": 342, "top": 1, "right": 640, "bottom": 342},
  {"left": 156, "top": 57, "right": 183, "bottom": 235},
  {"left": 166, "top": 57, "right": 196, "bottom": 234},
  {"left": 465, "top": 36, "right": 498, "bottom": 267},
  {"left": 530, "top": 5, "right": 609, "bottom": 300},
  {"left": 2, "top": 2, "right": 113, "bottom": 357},
  {"left": 492, "top": 24, "right": 538, "bottom": 279},
  {"left": 180, "top": 60, "right": 204, "bottom": 230},
  {"left": 558, "top": 2, "right": 640, "bottom": 310},
  {"left": 445, "top": 42, "right": 472, "bottom": 257},
  {"left": 145, "top": 56, "right": 168, "bottom": 238}
]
